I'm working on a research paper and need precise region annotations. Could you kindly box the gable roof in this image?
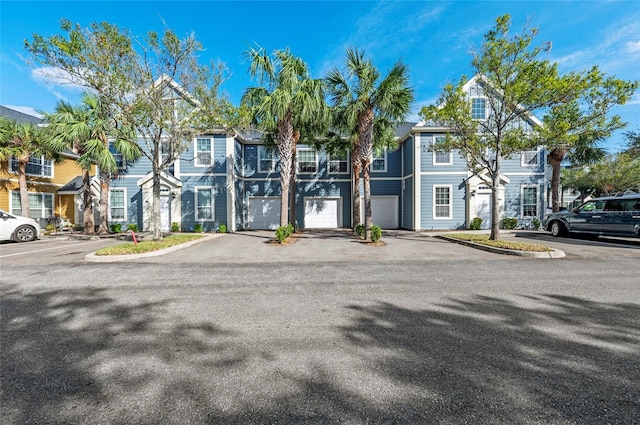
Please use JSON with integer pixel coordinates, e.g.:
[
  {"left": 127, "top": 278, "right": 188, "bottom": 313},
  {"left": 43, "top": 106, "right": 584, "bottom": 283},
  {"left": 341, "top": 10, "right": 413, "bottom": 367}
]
[{"left": 0, "top": 105, "right": 44, "bottom": 125}]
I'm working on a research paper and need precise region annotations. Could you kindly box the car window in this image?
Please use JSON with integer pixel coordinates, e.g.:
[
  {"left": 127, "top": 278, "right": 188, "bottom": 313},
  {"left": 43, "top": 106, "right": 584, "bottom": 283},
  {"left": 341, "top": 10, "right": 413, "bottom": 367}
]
[
  {"left": 604, "top": 200, "right": 624, "bottom": 211},
  {"left": 579, "top": 200, "right": 605, "bottom": 212}
]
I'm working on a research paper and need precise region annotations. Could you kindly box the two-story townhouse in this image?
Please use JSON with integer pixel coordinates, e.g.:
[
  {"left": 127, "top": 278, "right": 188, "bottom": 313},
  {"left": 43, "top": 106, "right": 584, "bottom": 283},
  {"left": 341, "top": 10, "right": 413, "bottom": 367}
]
[
  {"left": 0, "top": 105, "right": 92, "bottom": 227},
  {"left": 398, "top": 75, "right": 547, "bottom": 230}
]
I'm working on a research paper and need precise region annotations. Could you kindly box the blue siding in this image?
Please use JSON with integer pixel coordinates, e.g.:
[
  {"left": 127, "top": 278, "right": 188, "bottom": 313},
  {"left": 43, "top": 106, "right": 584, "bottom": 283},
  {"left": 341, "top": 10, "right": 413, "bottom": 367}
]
[
  {"left": 418, "top": 132, "right": 468, "bottom": 173},
  {"left": 420, "top": 175, "right": 467, "bottom": 230},
  {"left": 181, "top": 175, "right": 227, "bottom": 232},
  {"left": 109, "top": 176, "right": 144, "bottom": 229},
  {"left": 402, "top": 176, "right": 413, "bottom": 229},
  {"left": 180, "top": 134, "right": 227, "bottom": 176},
  {"left": 402, "top": 137, "right": 413, "bottom": 176}
]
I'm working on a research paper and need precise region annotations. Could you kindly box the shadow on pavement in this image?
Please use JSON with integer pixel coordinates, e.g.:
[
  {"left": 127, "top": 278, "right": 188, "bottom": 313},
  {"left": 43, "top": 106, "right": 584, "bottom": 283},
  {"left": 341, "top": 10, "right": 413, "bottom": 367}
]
[{"left": 2, "top": 287, "right": 638, "bottom": 423}]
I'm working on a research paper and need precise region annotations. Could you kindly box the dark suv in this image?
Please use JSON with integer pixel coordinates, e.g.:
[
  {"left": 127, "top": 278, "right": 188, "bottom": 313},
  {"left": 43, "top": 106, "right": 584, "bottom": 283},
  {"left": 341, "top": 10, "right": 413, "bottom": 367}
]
[{"left": 543, "top": 194, "right": 640, "bottom": 238}]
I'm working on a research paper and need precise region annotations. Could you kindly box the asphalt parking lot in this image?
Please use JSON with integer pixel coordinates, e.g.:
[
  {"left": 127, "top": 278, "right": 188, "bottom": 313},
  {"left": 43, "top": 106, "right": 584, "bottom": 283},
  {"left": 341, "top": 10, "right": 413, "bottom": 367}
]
[{"left": 1, "top": 229, "right": 639, "bottom": 424}]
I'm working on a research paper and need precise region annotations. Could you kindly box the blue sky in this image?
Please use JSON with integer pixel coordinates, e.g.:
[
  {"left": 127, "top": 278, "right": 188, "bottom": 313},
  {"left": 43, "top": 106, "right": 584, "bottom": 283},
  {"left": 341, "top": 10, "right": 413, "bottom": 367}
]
[{"left": 1, "top": 0, "right": 639, "bottom": 152}]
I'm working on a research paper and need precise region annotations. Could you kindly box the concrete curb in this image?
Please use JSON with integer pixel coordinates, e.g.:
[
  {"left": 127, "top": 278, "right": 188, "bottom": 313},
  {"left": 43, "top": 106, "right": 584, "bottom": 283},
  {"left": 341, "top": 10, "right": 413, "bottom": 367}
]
[
  {"left": 435, "top": 235, "right": 565, "bottom": 258},
  {"left": 84, "top": 234, "right": 222, "bottom": 263}
]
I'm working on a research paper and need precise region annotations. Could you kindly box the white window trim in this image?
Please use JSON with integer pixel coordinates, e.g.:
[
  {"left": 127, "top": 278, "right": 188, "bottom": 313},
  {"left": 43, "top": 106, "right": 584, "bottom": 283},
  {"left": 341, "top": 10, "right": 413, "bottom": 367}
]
[
  {"left": 258, "top": 145, "right": 278, "bottom": 173},
  {"left": 471, "top": 96, "right": 488, "bottom": 121},
  {"left": 432, "top": 136, "right": 452, "bottom": 166},
  {"left": 521, "top": 185, "right": 539, "bottom": 217},
  {"left": 328, "top": 151, "right": 350, "bottom": 174},
  {"left": 10, "top": 155, "right": 54, "bottom": 178},
  {"left": 194, "top": 137, "right": 213, "bottom": 167},
  {"left": 433, "top": 185, "right": 453, "bottom": 220},
  {"left": 195, "top": 187, "right": 215, "bottom": 222},
  {"left": 371, "top": 148, "right": 387, "bottom": 173},
  {"left": 108, "top": 188, "right": 127, "bottom": 222},
  {"left": 521, "top": 149, "right": 539, "bottom": 167},
  {"left": 10, "top": 191, "right": 54, "bottom": 218},
  {"left": 296, "top": 147, "right": 318, "bottom": 174}
]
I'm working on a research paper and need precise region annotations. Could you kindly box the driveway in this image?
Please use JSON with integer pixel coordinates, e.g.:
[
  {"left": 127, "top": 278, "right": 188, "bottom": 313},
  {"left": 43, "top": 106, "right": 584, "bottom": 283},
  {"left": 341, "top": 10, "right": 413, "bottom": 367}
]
[{"left": 2, "top": 229, "right": 639, "bottom": 424}]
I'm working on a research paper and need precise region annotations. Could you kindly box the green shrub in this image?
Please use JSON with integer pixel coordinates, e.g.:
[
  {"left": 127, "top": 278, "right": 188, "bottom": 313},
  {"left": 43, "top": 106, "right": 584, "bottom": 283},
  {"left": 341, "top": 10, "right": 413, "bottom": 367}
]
[
  {"left": 371, "top": 225, "right": 382, "bottom": 242},
  {"left": 110, "top": 223, "right": 122, "bottom": 233},
  {"left": 355, "top": 224, "right": 365, "bottom": 238},
  {"left": 45, "top": 224, "right": 56, "bottom": 234},
  {"left": 503, "top": 217, "right": 518, "bottom": 230},
  {"left": 171, "top": 222, "right": 180, "bottom": 232},
  {"left": 127, "top": 223, "right": 138, "bottom": 231},
  {"left": 193, "top": 223, "right": 203, "bottom": 233},
  {"left": 532, "top": 217, "right": 541, "bottom": 230},
  {"left": 218, "top": 224, "right": 227, "bottom": 233},
  {"left": 275, "top": 223, "right": 294, "bottom": 243},
  {"left": 469, "top": 217, "right": 483, "bottom": 230}
]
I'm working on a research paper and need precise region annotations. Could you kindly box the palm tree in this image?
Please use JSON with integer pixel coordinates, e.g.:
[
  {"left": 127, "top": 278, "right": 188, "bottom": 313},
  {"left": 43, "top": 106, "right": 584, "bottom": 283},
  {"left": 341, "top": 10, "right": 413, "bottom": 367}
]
[
  {"left": 45, "top": 93, "right": 139, "bottom": 234},
  {"left": 326, "top": 49, "right": 413, "bottom": 240},
  {"left": 242, "top": 46, "right": 329, "bottom": 227},
  {"left": 0, "top": 117, "right": 58, "bottom": 217}
]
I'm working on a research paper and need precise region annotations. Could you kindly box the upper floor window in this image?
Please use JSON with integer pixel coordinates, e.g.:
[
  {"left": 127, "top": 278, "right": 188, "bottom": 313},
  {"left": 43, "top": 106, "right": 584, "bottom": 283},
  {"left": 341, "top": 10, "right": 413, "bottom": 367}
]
[
  {"left": 521, "top": 150, "right": 539, "bottom": 167},
  {"left": 471, "top": 97, "right": 487, "bottom": 120},
  {"left": 109, "top": 188, "right": 126, "bottom": 221},
  {"left": 371, "top": 149, "right": 387, "bottom": 172},
  {"left": 258, "top": 146, "right": 278, "bottom": 172},
  {"left": 10, "top": 156, "right": 53, "bottom": 178},
  {"left": 433, "top": 136, "right": 452, "bottom": 165},
  {"left": 11, "top": 191, "right": 53, "bottom": 219},
  {"left": 297, "top": 148, "right": 318, "bottom": 173},
  {"left": 195, "top": 137, "right": 212, "bottom": 167},
  {"left": 329, "top": 150, "right": 349, "bottom": 174}
]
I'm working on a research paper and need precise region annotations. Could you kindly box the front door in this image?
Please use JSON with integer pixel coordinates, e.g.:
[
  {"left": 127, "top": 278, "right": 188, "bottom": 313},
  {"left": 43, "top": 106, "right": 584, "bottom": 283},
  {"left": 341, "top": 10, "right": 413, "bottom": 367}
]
[
  {"left": 476, "top": 193, "right": 491, "bottom": 229},
  {"left": 160, "top": 196, "right": 170, "bottom": 232}
]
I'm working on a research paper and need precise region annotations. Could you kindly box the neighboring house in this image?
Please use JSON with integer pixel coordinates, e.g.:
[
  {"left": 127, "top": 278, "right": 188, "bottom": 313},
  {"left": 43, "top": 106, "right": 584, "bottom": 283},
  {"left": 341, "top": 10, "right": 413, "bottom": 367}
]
[{"left": 0, "top": 106, "right": 91, "bottom": 227}]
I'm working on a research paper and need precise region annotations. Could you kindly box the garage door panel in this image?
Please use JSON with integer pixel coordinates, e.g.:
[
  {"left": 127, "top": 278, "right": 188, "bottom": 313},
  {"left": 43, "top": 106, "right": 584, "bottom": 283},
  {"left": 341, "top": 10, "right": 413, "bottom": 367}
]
[
  {"left": 304, "top": 198, "right": 340, "bottom": 229},
  {"left": 248, "top": 198, "right": 281, "bottom": 230},
  {"left": 360, "top": 196, "right": 399, "bottom": 229}
]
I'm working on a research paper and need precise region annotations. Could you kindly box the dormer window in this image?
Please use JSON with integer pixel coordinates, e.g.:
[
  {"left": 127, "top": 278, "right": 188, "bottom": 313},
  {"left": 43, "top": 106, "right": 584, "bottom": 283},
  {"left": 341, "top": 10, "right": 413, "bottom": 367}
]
[{"left": 471, "top": 97, "right": 487, "bottom": 120}]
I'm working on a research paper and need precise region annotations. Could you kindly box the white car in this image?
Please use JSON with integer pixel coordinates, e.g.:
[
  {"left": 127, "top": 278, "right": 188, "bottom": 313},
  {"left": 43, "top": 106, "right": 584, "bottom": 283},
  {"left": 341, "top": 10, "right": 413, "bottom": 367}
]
[{"left": 0, "top": 209, "right": 41, "bottom": 242}]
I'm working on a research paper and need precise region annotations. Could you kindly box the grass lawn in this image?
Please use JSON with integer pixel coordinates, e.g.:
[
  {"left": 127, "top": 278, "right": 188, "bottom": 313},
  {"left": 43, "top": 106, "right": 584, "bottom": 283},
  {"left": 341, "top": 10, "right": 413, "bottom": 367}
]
[
  {"left": 95, "top": 234, "right": 206, "bottom": 256},
  {"left": 441, "top": 233, "right": 553, "bottom": 252}
]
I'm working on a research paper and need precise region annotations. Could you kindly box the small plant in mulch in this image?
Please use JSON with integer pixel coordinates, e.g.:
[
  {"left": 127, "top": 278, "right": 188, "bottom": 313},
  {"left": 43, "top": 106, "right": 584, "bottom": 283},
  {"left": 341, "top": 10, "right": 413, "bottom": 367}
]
[{"left": 272, "top": 223, "right": 296, "bottom": 244}]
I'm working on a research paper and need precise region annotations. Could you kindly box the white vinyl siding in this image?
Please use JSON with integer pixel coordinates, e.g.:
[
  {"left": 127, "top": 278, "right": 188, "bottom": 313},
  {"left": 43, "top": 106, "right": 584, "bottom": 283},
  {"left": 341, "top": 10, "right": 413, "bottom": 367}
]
[
  {"left": 10, "top": 156, "right": 53, "bottom": 178},
  {"left": 433, "top": 185, "right": 452, "bottom": 219},
  {"left": 195, "top": 187, "right": 214, "bottom": 221},
  {"left": 11, "top": 191, "right": 53, "bottom": 219},
  {"left": 195, "top": 137, "right": 213, "bottom": 167},
  {"left": 109, "top": 188, "right": 126, "bottom": 221}
]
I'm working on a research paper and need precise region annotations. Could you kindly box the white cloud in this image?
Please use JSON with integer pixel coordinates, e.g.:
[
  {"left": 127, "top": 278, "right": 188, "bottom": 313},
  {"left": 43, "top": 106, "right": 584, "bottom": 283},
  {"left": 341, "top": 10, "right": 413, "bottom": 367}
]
[
  {"left": 625, "top": 40, "right": 640, "bottom": 53},
  {"left": 32, "top": 66, "right": 88, "bottom": 91}
]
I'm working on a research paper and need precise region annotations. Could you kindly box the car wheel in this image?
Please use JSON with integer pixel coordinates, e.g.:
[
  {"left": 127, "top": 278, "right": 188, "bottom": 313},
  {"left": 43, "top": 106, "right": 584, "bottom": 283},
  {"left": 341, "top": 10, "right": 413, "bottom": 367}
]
[
  {"left": 550, "top": 221, "right": 566, "bottom": 237},
  {"left": 13, "top": 225, "right": 36, "bottom": 242}
]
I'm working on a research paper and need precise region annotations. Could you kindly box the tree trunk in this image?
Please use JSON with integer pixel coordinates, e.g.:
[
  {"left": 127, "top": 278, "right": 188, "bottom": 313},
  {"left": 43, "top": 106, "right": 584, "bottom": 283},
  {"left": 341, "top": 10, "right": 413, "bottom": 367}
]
[
  {"left": 290, "top": 131, "right": 300, "bottom": 231},
  {"left": 277, "top": 115, "right": 294, "bottom": 228},
  {"left": 549, "top": 148, "right": 565, "bottom": 212},
  {"left": 97, "top": 169, "right": 111, "bottom": 234},
  {"left": 17, "top": 157, "right": 30, "bottom": 217},
  {"left": 82, "top": 169, "right": 95, "bottom": 234},
  {"left": 490, "top": 172, "right": 500, "bottom": 240},
  {"left": 152, "top": 166, "right": 163, "bottom": 240},
  {"left": 362, "top": 159, "right": 372, "bottom": 241},
  {"left": 352, "top": 149, "right": 361, "bottom": 231}
]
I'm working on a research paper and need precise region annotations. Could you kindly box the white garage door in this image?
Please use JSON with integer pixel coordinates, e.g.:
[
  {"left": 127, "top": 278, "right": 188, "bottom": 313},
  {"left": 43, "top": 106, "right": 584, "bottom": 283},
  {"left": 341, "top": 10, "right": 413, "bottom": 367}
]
[
  {"left": 304, "top": 198, "right": 340, "bottom": 229},
  {"left": 248, "top": 197, "right": 281, "bottom": 229},
  {"left": 360, "top": 196, "right": 399, "bottom": 229}
]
